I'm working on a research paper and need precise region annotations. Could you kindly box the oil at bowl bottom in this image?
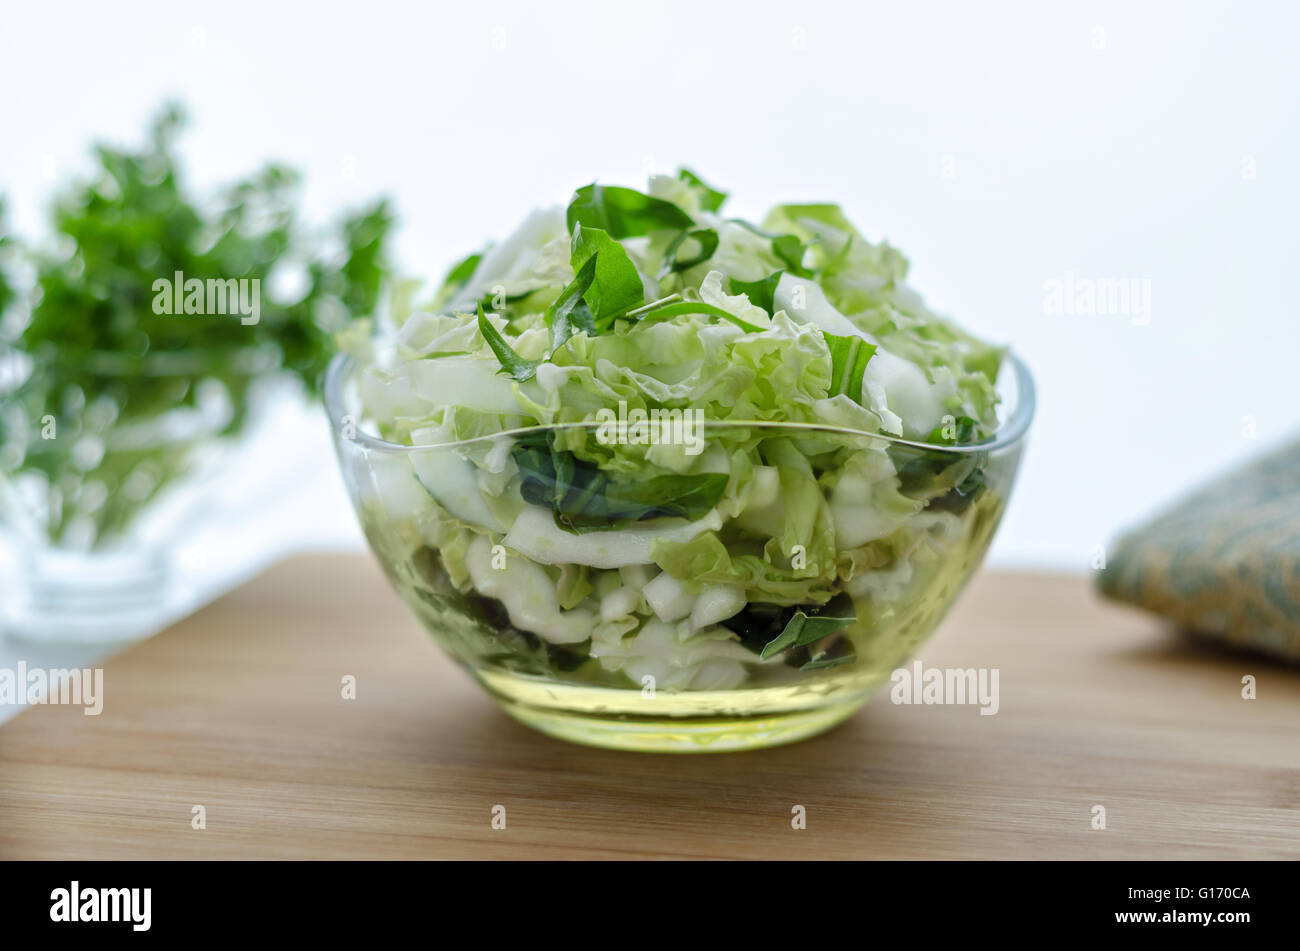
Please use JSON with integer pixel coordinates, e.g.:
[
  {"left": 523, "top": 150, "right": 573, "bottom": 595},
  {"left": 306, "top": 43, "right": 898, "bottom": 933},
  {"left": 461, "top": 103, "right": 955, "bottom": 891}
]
[{"left": 476, "top": 668, "right": 881, "bottom": 753}]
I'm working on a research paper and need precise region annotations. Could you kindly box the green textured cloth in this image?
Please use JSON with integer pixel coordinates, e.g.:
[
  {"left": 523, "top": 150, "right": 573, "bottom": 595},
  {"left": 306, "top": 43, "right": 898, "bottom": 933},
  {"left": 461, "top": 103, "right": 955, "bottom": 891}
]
[{"left": 1097, "top": 437, "right": 1300, "bottom": 662}]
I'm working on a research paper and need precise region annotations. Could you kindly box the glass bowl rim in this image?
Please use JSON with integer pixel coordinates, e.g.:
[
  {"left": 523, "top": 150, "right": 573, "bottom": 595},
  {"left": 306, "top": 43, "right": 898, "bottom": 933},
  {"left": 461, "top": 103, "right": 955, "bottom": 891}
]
[{"left": 324, "top": 349, "right": 1035, "bottom": 457}]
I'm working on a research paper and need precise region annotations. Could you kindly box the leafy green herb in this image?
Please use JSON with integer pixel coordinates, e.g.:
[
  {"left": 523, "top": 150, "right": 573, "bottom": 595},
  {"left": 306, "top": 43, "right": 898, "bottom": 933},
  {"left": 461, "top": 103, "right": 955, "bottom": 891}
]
[
  {"left": 409, "top": 545, "right": 592, "bottom": 677},
  {"left": 633, "top": 299, "right": 764, "bottom": 333},
  {"left": 677, "top": 168, "right": 728, "bottom": 212},
  {"left": 727, "top": 219, "right": 813, "bottom": 277},
  {"left": 658, "top": 227, "right": 719, "bottom": 279},
  {"left": 544, "top": 253, "right": 599, "bottom": 353},
  {"left": 927, "top": 465, "right": 987, "bottom": 514},
  {"left": 1, "top": 102, "right": 393, "bottom": 546},
  {"left": 772, "top": 234, "right": 811, "bottom": 276},
  {"left": 567, "top": 184, "right": 694, "bottom": 238},
  {"left": 926, "top": 415, "right": 979, "bottom": 445},
  {"left": 473, "top": 287, "right": 539, "bottom": 319},
  {"left": 728, "top": 270, "right": 784, "bottom": 316},
  {"left": 894, "top": 412, "right": 992, "bottom": 513},
  {"left": 442, "top": 251, "right": 482, "bottom": 288},
  {"left": 511, "top": 430, "right": 727, "bottom": 533},
  {"left": 476, "top": 303, "right": 540, "bottom": 382},
  {"left": 570, "top": 224, "right": 645, "bottom": 320},
  {"left": 760, "top": 611, "right": 856, "bottom": 659},
  {"left": 0, "top": 199, "right": 16, "bottom": 320},
  {"left": 895, "top": 435, "right": 989, "bottom": 516},
  {"left": 432, "top": 249, "right": 482, "bottom": 307},
  {"left": 538, "top": 227, "right": 646, "bottom": 356},
  {"left": 801, "top": 645, "right": 857, "bottom": 670},
  {"left": 823, "top": 331, "right": 877, "bottom": 403}
]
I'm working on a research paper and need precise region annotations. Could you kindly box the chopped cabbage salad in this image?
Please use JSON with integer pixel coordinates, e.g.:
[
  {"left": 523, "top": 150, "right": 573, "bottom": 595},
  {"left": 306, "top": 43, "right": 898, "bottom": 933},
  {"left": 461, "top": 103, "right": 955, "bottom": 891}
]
[{"left": 338, "top": 170, "right": 1007, "bottom": 693}]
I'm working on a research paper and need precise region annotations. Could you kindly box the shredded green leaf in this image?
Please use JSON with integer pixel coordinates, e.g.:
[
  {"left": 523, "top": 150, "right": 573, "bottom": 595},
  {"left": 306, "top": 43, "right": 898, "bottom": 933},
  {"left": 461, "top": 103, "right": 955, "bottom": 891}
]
[
  {"left": 677, "top": 167, "right": 728, "bottom": 212},
  {"left": 569, "top": 224, "right": 645, "bottom": 322},
  {"left": 567, "top": 184, "right": 694, "bottom": 238},
  {"left": 728, "top": 270, "right": 784, "bottom": 315},
  {"left": 658, "top": 228, "right": 719, "bottom": 278},
  {"left": 512, "top": 430, "right": 727, "bottom": 533},
  {"left": 824, "top": 331, "right": 877, "bottom": 403},
  {"left": 477, "top": 303, "right": 540, "bottom": 381},
  {"left": 760, "top": 611, "right": 856, "bottom": 659}
]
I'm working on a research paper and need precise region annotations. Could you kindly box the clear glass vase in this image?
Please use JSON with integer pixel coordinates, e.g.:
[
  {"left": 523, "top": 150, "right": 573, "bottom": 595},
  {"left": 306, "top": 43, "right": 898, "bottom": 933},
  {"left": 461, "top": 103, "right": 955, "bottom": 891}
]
[{"left": 0, "top": 352, "right": 295, "bottom": 644}]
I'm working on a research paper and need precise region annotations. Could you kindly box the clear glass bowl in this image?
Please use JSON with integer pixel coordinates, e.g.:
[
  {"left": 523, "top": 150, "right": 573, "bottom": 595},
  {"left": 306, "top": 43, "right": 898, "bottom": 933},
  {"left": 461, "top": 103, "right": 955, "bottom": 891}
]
[{"left": 326, "top": 352, "right": 1034, "bottom": 752}]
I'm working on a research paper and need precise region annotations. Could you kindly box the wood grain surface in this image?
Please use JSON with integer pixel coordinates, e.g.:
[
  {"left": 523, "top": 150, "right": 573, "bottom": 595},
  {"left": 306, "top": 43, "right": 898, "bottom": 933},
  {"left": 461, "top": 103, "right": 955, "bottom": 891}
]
[{"left": 2, "top": 554, "right": 1297, "bottom": 860}]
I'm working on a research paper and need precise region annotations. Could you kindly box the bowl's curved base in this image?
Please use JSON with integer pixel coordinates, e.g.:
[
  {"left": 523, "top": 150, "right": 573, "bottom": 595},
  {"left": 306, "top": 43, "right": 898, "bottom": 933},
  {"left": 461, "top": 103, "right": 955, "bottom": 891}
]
[
  {"left": 498, "top": 699, "right": 863, "bottom": 753},
  {"left": 481, "top": 673, "right": 869, "bottom": 753}
]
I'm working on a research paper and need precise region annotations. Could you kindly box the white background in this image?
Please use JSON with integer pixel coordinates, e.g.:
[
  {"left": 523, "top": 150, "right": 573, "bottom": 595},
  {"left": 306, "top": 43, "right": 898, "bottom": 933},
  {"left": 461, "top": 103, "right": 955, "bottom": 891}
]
[{"left": 2, "top": 0, "right": 1296, "bottom": 589}]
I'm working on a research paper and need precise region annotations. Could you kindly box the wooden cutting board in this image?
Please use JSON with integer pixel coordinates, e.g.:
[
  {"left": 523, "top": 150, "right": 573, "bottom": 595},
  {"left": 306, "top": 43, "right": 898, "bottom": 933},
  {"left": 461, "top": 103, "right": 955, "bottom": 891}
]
[{"left": 2, "top": 554, "right": 1297, "bottom": 860}]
